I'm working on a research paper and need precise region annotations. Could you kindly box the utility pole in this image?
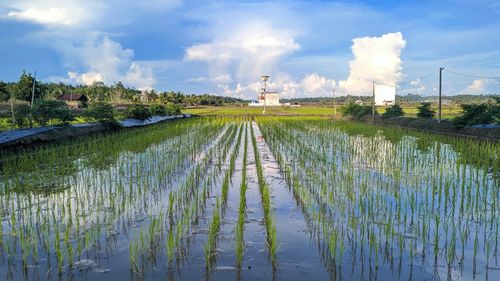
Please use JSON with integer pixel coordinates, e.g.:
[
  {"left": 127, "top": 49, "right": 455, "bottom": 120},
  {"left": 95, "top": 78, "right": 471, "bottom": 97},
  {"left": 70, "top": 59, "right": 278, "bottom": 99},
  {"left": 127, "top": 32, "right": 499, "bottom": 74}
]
[
  {"left": 31, "top": 71, "right": 36, "bottom": 108},
  {"left": 372, "top": 80, "right": 375, "bottom": 118},
  {"left": 10, "top": 97, "right": 15, "bottom": 127},
  {"left": 69, "top": 91, "right": 73, "bottom": 114},
  {"left": 333, "top": 88, "right": 336, "bottom": 116},
  {"left": 30, "top": 71, "right": 36, "bottom": 128},
  {"left": 261, "top": 75, "right": 269, "bottom": 115},
  {"left": 438, "top": 67, "right": 444, "bottom": 123}
]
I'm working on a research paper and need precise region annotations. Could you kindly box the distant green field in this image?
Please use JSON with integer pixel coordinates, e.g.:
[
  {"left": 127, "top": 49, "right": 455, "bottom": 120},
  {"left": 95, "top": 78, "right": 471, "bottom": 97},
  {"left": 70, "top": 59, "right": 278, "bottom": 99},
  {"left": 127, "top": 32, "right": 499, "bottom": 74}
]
[
  {"left": 184, "top": 105, "right": 462, "bottom": 119},
  {"left": 184, "top": 106, "right": 336, "bottom": 116},
  {"left": 0, "top": 104, "right": 462, "bottom": 130}
]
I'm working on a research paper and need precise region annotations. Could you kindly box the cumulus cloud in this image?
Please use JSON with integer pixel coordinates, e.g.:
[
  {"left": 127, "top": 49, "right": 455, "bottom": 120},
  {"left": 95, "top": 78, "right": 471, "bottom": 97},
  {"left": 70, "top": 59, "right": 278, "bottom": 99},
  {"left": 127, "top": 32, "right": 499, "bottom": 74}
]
[
  {"left": 60, "top": 35, "right": 155, "bottom": 88},
  {"left": 459, "top": 79, "right": 494, "bottom": 95},
  {"left": 2, "top": 0, "right": 182, "bottom": 89},
  {"left": 467, "top": 79, "right": 485, "bottom": 91},
  {"left": 338, "top": 32, "right": 406, "bottom": 95},
  {"left": 185, "top": 22, "right": 299, "bottom": 83},
  {"left": 68, "top": 71, "right": 103, "bottom": 85},
  {"left": 219, "top": 73, "right": 336, "bottom": 99},
  {"left": 122, "top": 63, "right": 156, "bottom": 89},
  {"left": 301, "top": 73, "right": 336, "bottom": 95}
]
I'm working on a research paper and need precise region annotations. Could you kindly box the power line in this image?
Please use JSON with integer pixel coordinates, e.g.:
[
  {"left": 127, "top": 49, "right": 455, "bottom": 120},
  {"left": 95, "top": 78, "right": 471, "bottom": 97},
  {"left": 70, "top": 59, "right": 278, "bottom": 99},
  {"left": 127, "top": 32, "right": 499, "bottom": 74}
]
[
  {"left": 416, "top": 70, "right": 439, "bottom": 81},
  {"left": 444, "top": 69, "right": 500, "bottom": 80}
]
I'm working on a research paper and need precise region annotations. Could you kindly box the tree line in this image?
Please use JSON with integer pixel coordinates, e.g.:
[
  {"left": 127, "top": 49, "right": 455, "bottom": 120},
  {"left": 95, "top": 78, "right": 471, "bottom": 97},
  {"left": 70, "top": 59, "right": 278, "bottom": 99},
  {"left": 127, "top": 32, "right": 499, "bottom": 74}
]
[
  {"left": 282, "top": 94, "right": 499, "bottom": 105},
  {"left": 0, "top": 71, "right": 246, "bottom": 106},
  {"left": 0, "top": 71, "right": 247, "bottom": 130}
]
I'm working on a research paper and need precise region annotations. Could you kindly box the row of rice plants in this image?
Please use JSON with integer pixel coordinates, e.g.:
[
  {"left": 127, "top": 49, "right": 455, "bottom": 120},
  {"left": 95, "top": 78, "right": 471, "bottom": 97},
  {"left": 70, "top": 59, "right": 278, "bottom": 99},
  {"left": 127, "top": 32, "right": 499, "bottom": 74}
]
[
  {"left": 127, "top": 119, "right": 243, "bottom": 279},
  {"left": 205, "top": 122, "right": 244, "bottom": 272},
  {"left": 235, "top": 123, "right": 248, "bottom": 271},
  {"left": 257, "top": 116, "right": 499, "bottom": 280},
  {"left": 249, "top": 122, "right": 277, "bottom": 267},
  {"left": 0, "top": 118, "right": 227, "bottom": 279}
]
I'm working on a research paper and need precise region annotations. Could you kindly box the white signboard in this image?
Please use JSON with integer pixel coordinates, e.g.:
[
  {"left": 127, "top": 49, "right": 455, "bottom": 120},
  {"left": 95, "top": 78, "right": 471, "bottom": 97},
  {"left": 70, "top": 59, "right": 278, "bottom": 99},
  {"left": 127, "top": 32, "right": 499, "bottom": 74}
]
[{"left": 374, "top": 85, "right": 396, "bottom": 106}]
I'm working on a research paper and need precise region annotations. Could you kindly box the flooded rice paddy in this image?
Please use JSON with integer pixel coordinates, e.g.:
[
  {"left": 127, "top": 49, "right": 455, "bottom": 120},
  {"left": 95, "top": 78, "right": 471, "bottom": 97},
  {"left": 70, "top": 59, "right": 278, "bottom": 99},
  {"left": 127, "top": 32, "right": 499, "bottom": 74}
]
[{"left": 0, "top": 117, "right": 498, "bottom": 281}]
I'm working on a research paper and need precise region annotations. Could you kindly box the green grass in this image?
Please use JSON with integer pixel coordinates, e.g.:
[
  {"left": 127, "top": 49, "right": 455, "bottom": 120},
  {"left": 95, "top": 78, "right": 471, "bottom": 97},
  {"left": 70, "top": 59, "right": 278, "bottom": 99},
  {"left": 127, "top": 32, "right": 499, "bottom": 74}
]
[{"left": 183, "top": 105, "right": 462, "bottom": 119}]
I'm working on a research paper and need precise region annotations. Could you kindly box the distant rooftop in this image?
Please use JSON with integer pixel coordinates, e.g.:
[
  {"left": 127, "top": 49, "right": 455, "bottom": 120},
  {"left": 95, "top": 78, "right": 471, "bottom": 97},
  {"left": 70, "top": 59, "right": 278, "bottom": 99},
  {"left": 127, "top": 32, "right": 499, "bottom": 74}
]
[{"left": 57, "top": 94, "right": 87, "bottom": 101}]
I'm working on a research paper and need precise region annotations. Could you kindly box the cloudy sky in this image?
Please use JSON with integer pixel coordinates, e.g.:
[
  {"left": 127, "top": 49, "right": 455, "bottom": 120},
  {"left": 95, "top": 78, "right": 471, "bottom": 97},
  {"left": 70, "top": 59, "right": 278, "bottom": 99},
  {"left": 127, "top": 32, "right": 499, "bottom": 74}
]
[{"left": 1, "top": 0, "right": 499, "bottom": 98}]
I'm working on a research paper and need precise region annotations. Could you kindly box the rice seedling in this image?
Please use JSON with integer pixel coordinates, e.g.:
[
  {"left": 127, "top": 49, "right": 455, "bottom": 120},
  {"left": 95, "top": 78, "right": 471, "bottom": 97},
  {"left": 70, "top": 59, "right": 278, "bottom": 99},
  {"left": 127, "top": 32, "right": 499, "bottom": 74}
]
[
  {"left": 257, "top": 116, "right": 499, "bottom": 280},
  {"left": 250, "top": 122, "right": 277, "bottom": 267},
  {"left": 235, "top": 123, "right": 248, "bottom": 269},
  {"left": 0, "top": 115, "right": 498, "bottom": 281}
]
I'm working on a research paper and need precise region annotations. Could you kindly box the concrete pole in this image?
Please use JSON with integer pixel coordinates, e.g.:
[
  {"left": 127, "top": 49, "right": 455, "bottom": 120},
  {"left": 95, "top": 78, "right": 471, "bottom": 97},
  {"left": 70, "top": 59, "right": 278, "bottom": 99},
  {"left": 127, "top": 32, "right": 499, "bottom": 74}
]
[
  {"left": 333, "top": 89, "right": 336, "bottom": 116},
  {"left": 372, "top": 80, "right": 375, "bottom": 118},
  {"left": 438, "top": 67, "right": 444, "bottom": 123}
]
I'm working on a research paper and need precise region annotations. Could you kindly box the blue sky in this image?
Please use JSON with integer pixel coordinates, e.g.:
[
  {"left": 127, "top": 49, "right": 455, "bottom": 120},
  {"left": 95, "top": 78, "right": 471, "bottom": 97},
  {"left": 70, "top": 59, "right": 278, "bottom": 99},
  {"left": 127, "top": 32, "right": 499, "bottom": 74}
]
[{"left": 1, "top": 0, "right": 499, "bottom": 98}]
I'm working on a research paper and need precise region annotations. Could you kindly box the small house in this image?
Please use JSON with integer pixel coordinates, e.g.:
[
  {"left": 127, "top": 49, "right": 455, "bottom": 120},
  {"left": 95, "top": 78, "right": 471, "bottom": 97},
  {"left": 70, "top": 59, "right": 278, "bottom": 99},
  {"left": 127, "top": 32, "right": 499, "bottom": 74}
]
[{"left": 57, "top": 94, "right": 88, "bottom": 108}]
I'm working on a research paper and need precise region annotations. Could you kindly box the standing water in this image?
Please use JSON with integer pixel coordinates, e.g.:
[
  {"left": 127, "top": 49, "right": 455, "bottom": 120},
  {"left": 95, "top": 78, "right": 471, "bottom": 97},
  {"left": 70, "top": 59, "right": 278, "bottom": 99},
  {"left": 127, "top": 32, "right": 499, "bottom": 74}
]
[{"left": 0, "top": 117, "right": 498, "bottom": 281}]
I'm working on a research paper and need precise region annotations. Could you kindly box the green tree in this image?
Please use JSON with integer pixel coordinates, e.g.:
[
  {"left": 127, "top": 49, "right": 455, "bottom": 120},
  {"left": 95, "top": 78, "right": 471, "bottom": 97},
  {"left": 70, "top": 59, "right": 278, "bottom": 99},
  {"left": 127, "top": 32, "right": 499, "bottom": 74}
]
[
  {"left": 416, "top": 102, "right": 435, "bottom": 118},
  {"left": 149, "top": 104, "right": 167, "bottom": 116},
  {"left": 85, "top": 102, "right": 116, "bottom": 123},
  {"left": 453, "top": 103, "right": 496, "bottom": 128},
  {"left": 13, "top": 104, "right": 31, "bottom": 128},
  {"left": 13, "top": 71, "right": 44, "bottom": 102},
  {"left": 111, "top": 81, "right": 130, "bottom": 101},
  {"left": 383, "top": 104, "right": 405, "bottom": 118},
  {"left": 126, "top": 104, "right": 151, "bottom": 120},
  {"left": 162, "top": 91, "right": 184, "bottom": 104},
  {"left": 32, "top": 100, "right": 73, "bottom": 126},
  {"left": 86, "top": 81, "right": 111, "bottom": 102},
  {"left": 166, "top": 103, "right": 182, "bottom": 115},
  {"left": 340, "top": 102, "right": 374, "bottom": 118},
  {"left": 0, "top": 80, "right": 10, "bottom": 102}
]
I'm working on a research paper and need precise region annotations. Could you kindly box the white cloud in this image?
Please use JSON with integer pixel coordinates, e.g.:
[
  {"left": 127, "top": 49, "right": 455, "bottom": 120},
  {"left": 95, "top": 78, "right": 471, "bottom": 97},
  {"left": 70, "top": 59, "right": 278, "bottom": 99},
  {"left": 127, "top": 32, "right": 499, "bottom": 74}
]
[
  {"left": 459, "top": 79, "right": 494, "bottom": 95},
  {"left": 301, "top": 73, "right": 336, "bottom": 95},
  {"left": 122, "top": 63, "right": 156, "bottom": 89},
  {"left": 410, "top": 78, "right": 421, "bottom": 86},
  {"left": 62, "top": 35, "right": 155, "bottom": 88},
  {"left": 338, "top": 32, "right": 406, "bottom": 95},
  {"left": 218, "top": 73, "right": 336, "bottom": 99},
  {"left": 2, "top": 0, "right": 180, "bottom": 90},
  {"left": 3, "top": 0, "right": 104, "bottom": 26},
  {"left": 2, "top": 0, "right": 182, "bottom": 27},
  {"left": 468, "top": 79, "right": 485, "bottom": 91},
  {"left": 213, "top": 74, "right": 233, "bottom": 84},
  {"left": 68, "top": 71, "right": 103, "bottom": 85},
  {"left": 187, "top": 73, "right": 233, "bottom": 84},
  {"left": 185, "top": 22, "right": 299, "bottom": 82}
]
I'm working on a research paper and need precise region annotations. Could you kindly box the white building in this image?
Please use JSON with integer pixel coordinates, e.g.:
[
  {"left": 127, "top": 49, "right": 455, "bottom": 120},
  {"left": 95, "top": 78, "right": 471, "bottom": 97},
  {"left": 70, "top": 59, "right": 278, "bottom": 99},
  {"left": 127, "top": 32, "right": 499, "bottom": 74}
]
[
  {"left": 248, "top": 75, "right": 282, "bottom": 107},
  {"left": 374, "top": 84, "right": 396, "bottom": 106},
  {"left": 249, "top": 92, "right": 281, "bottom": 106}
]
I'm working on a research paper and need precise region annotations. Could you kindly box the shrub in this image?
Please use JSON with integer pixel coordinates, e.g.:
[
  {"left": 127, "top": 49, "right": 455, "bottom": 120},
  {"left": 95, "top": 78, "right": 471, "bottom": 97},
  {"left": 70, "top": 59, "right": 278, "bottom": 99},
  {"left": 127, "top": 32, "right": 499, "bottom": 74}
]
[
  {"left": 85, "top": 102, "right": 115, "bottom": 123},
  {"left": 340, "top": 102, "right": 374, "bottom": 118},
  {"left": 453, "top": 103, "right": 497, "bottom": 128},
  {"left": 126, "top": 104, "right": 151, "bottom": 120},
  {"left": 32, "top": 100, "right": 73, "bottom": 126},
  {"left": 382, "top": 104, "right": 404, "bottom": 118},
  {"left": 166, "top": 103, "right": 182, "bottom": 115},
  {"left": 416, "top": 102, "right": 435, "bottom": 118},
  {"left": 149, "top": 104, "right": 167, "bottom": 116},
  {"left": 0, "top": 81, "right": 10, "bottom": 102},
  {"left": 13, "top": 104, "right": 31, "bottom": 128},
  {"left": 492, "top": 97, "right": 500, "bottom": 124}
]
